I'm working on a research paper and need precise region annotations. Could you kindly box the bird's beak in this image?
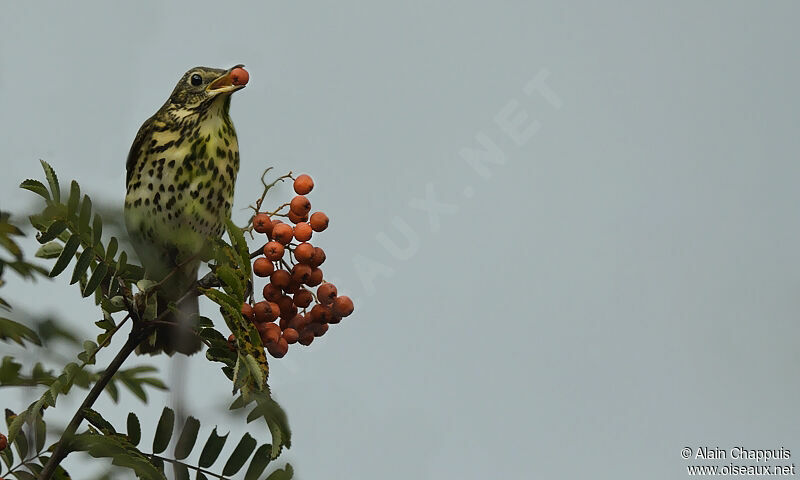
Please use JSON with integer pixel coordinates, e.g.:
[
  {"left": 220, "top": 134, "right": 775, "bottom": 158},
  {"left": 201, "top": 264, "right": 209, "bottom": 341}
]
[{"left": 207, "top": 64, "right": 247, "bottom": 94}]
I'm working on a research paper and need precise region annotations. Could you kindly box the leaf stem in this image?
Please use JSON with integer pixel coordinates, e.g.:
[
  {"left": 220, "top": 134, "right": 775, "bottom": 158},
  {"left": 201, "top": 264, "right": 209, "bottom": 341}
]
[{"left": 147, "top": 453, "right": 231, "bottom": 480}]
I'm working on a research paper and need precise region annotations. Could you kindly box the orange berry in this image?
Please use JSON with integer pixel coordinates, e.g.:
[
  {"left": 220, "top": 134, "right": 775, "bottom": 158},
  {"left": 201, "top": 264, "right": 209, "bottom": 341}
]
[
  {"left": 298, "top": 328, "right": 315, "bottom": 346},
  {"left": 310, "top": 247, "right": 326, "bottom": 267},
  {"left": 254, "top": 301, "right": 278, "bottom": 323},
  {"left": 271, "top": 222, "right": 294, "bottom": 244},
  {"left": 263, "top": 241, "right": 285, "bottom": 261},
  {"left": 306, "top": 267, "right": 323, "bottom": 287},
  {"left": 309, "top": 304, "right": 332, "bottom": 323},
  {"left": 288, "top": 313, "right": 311, "bottom": 331},
  {"left": 332, "top": 295, "right": 354, "bottom": 317},
  {"left": 317, "top": 283, "right": 338, "bottom": 305},
  {"left": 263, "top": 283, "right": 283, "bottom": 302},
  {"left": 294, "top": 222, "right": 313, "bottom": 242},
  {"left": 291, "top": 263, "right": 312, "bottom": 284},
  {"left": 230, "top": 67, "right": 249, "bottom": 86},
  {"left": 294, "top": 242, "right": 315, "bottom": 264},
  {"left": 227, "top": 334, "right": 236, "bottom": 351},
  {"left": 241, "top": 303, "right": 255, "bottom": 321},
  {"left": 310, "top": 212, "right": 329, "bottom": 232},
  {"left": 270, "top": 269, "right": 291, "bottom": 289},
  {"left": 253, "top": 257, "right": 275, "bottom": 277},
  {"left": 277, "top": 295, "right": 297, "bottom": 319},
  {"left": 285, "top": 279, "right": 302, "bottom": 294},
  {"left": 258, "top": 322, "right": 281, "bottom": 344},
  {"left": 293, "top": 288, "right": 313, "bottom": 308},
  {"left": 282, "top": 327, "right": 299, "bottom": 344},
  {"left": 278, "top": 315, "right": 289, "bottom": 330},
  {"left": 293, "top": 174, "right": 314, "bottom": 195},
  {"left": 267, "top": 337, "right": 289, "bottom": 358},
  {"left": 253, "top": 213, "right": 272, "bottom": 234},
  {"left": 287, "top": 210, "right": 308, "bottom": 224},
  {"left": 290, "top": 195, "right": 311, "bottom": 216},
  {"left": 312, "top": 322, "right": 329, "bottom": 337}
]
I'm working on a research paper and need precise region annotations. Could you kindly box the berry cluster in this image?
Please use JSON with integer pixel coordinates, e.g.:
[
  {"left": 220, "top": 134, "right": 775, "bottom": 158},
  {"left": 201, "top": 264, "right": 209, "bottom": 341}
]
[{"left": 233, "top": 174, "right": 354, "bottom": 358}]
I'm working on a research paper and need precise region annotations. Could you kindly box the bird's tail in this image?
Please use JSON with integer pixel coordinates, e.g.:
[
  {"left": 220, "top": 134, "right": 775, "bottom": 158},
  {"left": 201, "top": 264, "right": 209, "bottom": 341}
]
[{"left": 136, "top": 264, "right": 203, "bottom": 356}]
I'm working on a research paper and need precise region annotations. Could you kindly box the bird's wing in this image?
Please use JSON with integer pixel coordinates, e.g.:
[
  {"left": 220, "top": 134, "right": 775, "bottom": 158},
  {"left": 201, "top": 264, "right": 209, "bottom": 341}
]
[{"left": 126, "top": 114, "right": 157, "bottom": 185}]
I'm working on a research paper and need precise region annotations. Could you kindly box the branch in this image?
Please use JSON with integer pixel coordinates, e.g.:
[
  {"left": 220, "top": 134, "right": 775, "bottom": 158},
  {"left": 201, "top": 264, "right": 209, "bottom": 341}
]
[{"left": 37, "top": 327, "right": 150, "bottom": 480}]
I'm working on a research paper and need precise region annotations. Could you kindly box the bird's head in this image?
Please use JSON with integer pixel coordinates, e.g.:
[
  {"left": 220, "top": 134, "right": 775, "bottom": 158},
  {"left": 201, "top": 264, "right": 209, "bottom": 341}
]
[{"left": 164, "top": 65, "right": 249, "bottom": 111}]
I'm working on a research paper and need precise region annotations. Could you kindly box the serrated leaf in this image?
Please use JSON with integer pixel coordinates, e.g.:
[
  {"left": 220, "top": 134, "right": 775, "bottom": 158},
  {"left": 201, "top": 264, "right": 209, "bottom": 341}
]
[
  {"left": 50, "top": 234, "right": 80, "bottom": 277},
  {"left": 40, "top": 159, "right": 60, "bottom": 204},
  {"left": 196, "top": 472, "right": 208, "bottom": 480},
  {"left": 222, "top": 432, "right": 257, "bottom": 476},
  {"left": 92, "top": 213, "right": 103, "bottom": 246},
  {"left": 83, "top": 407, "right": 116, "bottom": 435},
  {"left": 71, "top": 433, "right": 166, "bottom": 480},
  {"left": 35, "top": 242, "right": 63, "bottom": 259},
  {"left": 266, "top": 463, "right": 294, "bottom": 480},
  {"left": 82, "top": 262, "right": 108, "bottom": 297},
  {"left": 37, "top": 221, "right": 67, "bottom": 243},
  {"left": 20, "top": 179, "right": 50, "bottom": 201},
  {"left": 172, "top": 462, "right": 190, "bottom": 480},
  {"left": 0, "top": 317, "right": 42, "bottom": 346},
  {"left": 34, "top": 414, "right": 46, "bottom": 452},
  {"left": 215, "top": 265, "right": 244, "bottom": 299},
  {"left": 11, "top": 470, "right": 37, "bottom": 480},
  {"left": 67, "top": 180, "right": 81, "bottom": 218},
  {"left": 244, "top": 443, "right": 272, "bottom": 480},
  {"left": 174, "top": 416, "right": 200, "bottom": 460},
  {"left": 244, "top": 354, "right": 264, "bottom": 390},
  {"left": 13, "top": 423, "right": 28, "bottom": 460},
  {"left": 78, "top": 195, "right": 92, "bottom": 237},
  {"left": 198, "top": 427, "right": 228, "bottom": 468},
  {"left": 152, "top": 407, "right": 175, "bottom": 454},
  {"left": 127, "top": 412, "right": 141, "bottom": 446},
  {"left": 105, "top": 236, "right": 118, "bottom": 261},
  {"left": 70, "top": 247, "right": 95, "bottom": 285}
]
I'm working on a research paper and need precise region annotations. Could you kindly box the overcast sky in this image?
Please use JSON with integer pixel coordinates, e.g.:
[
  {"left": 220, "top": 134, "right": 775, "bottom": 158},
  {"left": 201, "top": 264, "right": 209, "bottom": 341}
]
[{"left": 2, "top": 2, "right": 800, "bottom": 479}]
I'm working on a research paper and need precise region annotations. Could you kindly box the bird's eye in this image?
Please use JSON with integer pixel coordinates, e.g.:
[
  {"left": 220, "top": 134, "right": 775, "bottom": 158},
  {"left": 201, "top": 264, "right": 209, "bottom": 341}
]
[{"left": 190, "top": 74, "right": 203, "bottom": 86}]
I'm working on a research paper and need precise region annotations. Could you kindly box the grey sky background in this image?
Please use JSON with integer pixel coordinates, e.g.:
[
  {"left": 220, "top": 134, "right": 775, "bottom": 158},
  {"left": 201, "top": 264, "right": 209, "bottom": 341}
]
[{"left": 2, "top": 2, "right": 800, "bottom": 479}]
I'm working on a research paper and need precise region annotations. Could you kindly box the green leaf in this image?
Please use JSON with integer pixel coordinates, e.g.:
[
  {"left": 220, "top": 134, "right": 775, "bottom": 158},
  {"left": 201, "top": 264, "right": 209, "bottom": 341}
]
[
  {"left": 12, "top": 423, "right": 28, "bottom": 460},
  {"left": 172, "top": 462, "right": 190, "bottom": 480},
  {"left": 71, "top": 433, "right": 166, "bottom": 480},
  {"left": 0, "top": 317, "right": 42, "bottom": 346},
  {"left": 173, "top": 416, "right": 200, "bottom": 461},
  {"left": 10, "top": 470, "right": 37, "bottom": 480},
  {"left": 78, "top": 195, "right": 92, "bottom": 237},
  {"left": 20, "top": 179, "right": 50, "bottom": 201},
  {"left": 105, "top": 236, "right": 118, "bottom": 261},
  {"left": 34, "top": 414, "right": 46, "bottom": 452},
  {"left": 222, "top": 432, "right": 257, "bottom": 476},
  {"left": 82, "top": 262, "right": 108, "bottom": 297},
  {"left": 227, "top": 219, "right": 252, "bottom": 278},
  {"left": 127, "top": 412, "right": 141, "bottom": 446},
  {"left": 83, "top": 407, "right": 116, "bottom": 435},
  {"left": 0, "top": 442, "right": 13, "bottom": 468},
  {"left": 152, "top": 407, "right": 175, "bottom": 454},
  {"left": 266, "top": 463, "right": 294, "bottom": 480},
  {"left": 196, "top": 472, "right": 209, "bottom": 480},
  {"left": 198, "top": 427, "right": 228, "bottom": 468},
  {"left": 67, "top": 180, "right": 81, "bottom": 218},
  {"left": 216, "top": 265, "right": 244, "bottom": 299},
  {"left": 92, "top": 213, "right": 103, "bottom": 247},
  {"left": 36, "top": 220, "right": 67, "bottom": 243},
  {"left": 244, "top": 443, "right": 272, "bottom": 480},
  {"left": 244, "top": 354, "right": 264, "bottom": 391},
  {"left": 40, "top": 159, "right": 61, "bottom": 204},
  {"left": 50, "top": 234, "right": 80, "bottom": 277},
  {"left": 35, "top": 241, "right": 63, "bottom": 259},
  {"left": 70, "top": 247, "right": 94, "bottom": 285}
]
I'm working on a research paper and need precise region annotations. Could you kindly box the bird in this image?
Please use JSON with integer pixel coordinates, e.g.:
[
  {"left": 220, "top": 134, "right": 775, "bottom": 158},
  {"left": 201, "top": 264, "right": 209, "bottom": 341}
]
[{"left": 124, "top": 65, "right": 249, "bottom": 355}]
